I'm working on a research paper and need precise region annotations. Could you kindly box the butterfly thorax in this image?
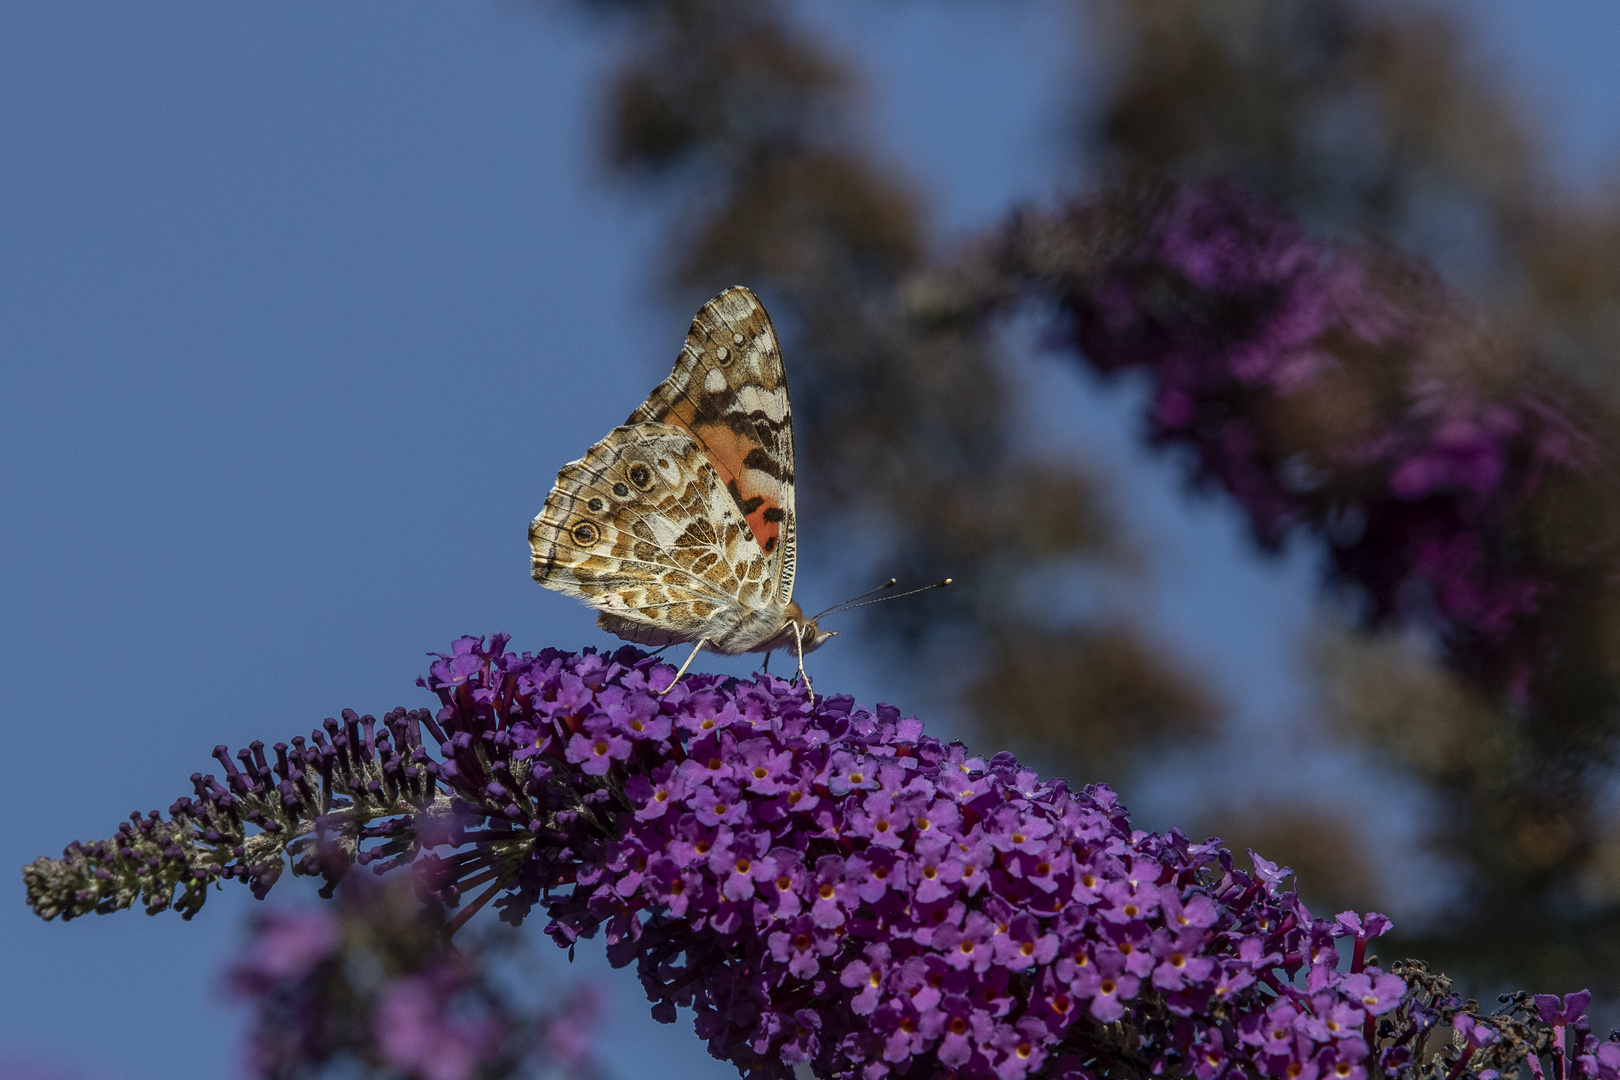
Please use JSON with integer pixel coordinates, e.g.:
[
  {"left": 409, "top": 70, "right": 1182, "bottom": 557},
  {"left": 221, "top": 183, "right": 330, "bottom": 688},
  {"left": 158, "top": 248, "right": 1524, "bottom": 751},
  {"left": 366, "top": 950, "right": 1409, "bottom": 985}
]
[{"left": 710, "top": 600, "right": 834, "bottom": 657}]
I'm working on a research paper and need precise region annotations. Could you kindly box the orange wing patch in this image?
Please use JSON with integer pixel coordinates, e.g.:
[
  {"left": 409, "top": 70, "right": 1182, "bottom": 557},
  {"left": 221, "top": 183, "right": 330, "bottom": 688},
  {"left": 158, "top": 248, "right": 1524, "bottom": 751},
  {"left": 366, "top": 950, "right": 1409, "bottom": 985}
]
[
  {"left": 658, "top": 413, "right": 785, "bottom": 557},
  {"left": 626, "top": 287, "right": 798, "bottom": 603}
]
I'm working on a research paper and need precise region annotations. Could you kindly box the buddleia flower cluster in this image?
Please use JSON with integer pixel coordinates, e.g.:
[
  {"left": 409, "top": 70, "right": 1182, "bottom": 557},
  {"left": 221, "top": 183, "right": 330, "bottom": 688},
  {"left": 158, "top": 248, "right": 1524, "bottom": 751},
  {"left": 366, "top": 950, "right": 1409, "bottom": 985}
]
[
  {"left": 917, "top": 180, "right": 1606, "bottom": 705},
  {"left": 23, "top": 636, "right": 1614, "bottom": 1080},
  {"left": 227, "top": 875, "right": 602, "bottom": 1080}
]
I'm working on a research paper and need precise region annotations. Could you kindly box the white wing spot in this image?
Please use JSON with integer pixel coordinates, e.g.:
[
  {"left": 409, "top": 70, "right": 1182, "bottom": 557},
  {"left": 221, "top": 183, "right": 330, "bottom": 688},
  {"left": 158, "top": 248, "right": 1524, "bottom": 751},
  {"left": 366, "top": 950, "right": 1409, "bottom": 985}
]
[
  {"left": 716, "top": 346, "right": 729, "bottom": 361},
  {"left": 735, "top": 384, "right": 787, "bottom": 420},
  {"left": 704, "top": 368, "right": 727, "bottom": 393},
  {"left": 732, "top": 332, "right": 745, "bottom": 345}
]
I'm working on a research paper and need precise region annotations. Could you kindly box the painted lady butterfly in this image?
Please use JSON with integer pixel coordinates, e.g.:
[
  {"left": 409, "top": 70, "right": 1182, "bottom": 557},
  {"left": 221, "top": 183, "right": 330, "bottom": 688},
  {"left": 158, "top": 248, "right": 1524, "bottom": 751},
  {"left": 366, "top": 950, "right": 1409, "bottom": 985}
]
[{"left": 529, "top": 286, "right": 833, "bottom": 691}]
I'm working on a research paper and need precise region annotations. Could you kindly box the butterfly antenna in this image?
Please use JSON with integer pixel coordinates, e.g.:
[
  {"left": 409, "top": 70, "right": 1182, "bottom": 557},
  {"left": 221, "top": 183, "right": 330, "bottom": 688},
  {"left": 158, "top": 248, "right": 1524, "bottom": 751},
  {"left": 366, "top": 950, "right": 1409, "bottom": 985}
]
[
  {"left": 814, "top": 578, "right": 953, "bottom": 622},
  {"left": 810, "top": 578, "right": 897, "bottom": 621}
]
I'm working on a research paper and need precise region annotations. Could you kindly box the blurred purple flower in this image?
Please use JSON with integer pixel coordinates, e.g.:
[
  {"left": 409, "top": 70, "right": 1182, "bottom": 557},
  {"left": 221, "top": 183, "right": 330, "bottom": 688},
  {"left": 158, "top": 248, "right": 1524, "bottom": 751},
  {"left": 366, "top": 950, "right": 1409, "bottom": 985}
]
[
  {"left": 227, "top": 909, "right": 340, "bottom": 992},
  {"left": 540, "top": 984, "right": 605, "bottom": 1074},
  {"left": 226, "top": 874, "right": 599, "bottom": 1080},
  {"left": 374, "top": 968, "right": 506, "bottom": 1080},
  {"left": 1053, "top": 181, "right": 1600, "bottom": 703}
]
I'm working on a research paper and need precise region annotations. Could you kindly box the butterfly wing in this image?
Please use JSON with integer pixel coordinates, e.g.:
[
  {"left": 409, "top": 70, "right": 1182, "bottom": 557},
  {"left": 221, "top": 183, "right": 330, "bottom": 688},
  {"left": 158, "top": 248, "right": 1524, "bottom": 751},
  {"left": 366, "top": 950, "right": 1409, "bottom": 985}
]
[
  {"left": 626, "top": 286, "right": 798, "bottom": 608},
  {"left": 528, "top": 422, "right": 778, "bottom": 645}
]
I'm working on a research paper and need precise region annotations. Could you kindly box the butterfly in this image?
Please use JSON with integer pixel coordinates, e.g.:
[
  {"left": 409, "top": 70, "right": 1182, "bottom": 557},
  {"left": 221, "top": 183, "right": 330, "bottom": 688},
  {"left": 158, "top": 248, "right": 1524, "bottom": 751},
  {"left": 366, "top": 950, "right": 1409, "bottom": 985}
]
[{"left": 529, "top": 286, "right": 835, "bottom": 692}]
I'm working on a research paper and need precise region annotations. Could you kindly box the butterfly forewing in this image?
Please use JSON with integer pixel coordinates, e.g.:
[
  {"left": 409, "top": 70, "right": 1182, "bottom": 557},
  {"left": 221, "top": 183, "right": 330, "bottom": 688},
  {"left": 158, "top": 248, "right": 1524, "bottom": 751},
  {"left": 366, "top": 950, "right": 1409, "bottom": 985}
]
[{"left": 626, "top": 287, "right": 798, "bottom": 607}]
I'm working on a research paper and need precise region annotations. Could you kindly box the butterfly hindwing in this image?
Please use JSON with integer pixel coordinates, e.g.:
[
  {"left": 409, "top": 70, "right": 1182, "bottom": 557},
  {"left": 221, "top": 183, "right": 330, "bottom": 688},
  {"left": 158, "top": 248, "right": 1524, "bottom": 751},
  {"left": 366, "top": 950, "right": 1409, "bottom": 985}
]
[
  {"left": 528, "top": 422, "right": 777, "bottom": 644},
  {"left": 626, "top": 286, "right": 798, "bottom": 607}
]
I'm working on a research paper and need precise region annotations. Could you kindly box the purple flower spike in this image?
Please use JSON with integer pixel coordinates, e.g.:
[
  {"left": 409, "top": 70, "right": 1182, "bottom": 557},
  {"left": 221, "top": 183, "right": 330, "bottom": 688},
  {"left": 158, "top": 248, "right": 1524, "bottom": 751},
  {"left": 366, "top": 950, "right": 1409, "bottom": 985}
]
[
  {"left": 399, "top": 642, "right": 1436, "bottom": 1080},
  {"left": 1010, "top": 180, "right": 1605, "bottom": 707},
  {"left": 29, "top": 635, "right": 1611, "bottom": 1080}
]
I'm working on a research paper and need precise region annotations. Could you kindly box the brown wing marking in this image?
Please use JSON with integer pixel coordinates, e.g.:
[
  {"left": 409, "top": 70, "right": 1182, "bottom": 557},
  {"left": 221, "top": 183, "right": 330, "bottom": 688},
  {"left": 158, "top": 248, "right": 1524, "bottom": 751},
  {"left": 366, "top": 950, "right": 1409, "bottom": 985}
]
[{"left": 627, "top": 286, "right": 798, "bottom": 604}]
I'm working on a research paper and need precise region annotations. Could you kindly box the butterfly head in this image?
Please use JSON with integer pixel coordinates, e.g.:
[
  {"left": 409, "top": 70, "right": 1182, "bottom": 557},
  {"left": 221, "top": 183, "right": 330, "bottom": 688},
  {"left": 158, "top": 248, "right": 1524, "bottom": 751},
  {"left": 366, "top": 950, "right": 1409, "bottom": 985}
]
[
  {"left": 783, "top": 602, "right": 836, "bottom": 655},
  {"left": 798, "top": 619, "right": 837, "bottom": 654}
]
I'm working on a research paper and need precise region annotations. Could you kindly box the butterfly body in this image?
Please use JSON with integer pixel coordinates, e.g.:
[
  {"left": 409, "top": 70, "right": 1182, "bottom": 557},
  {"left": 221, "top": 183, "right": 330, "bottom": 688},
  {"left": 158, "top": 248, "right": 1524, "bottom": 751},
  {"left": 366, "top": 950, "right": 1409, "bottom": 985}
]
[{"left": 530, "top": 287, "right": 833, "bottom": 678}]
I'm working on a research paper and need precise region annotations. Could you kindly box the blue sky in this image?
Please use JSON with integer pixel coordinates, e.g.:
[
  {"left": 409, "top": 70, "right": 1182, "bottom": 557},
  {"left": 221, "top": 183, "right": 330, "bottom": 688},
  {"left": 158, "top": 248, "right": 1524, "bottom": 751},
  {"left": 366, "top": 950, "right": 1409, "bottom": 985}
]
[{"left": 3, "top": 3, "right": 1617, "bottom": 1078}]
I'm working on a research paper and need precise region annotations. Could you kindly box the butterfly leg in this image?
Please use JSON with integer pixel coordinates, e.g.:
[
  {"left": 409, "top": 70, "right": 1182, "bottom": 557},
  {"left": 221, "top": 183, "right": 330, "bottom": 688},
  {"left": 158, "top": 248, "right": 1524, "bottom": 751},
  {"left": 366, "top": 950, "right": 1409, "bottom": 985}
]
[
  {"left": 658, "top": 638, "right": 707, "bottom": 696},
  {"left": 792, "top": 623, "right": 814, "bottom": 702},
  {"left": 761, "top": 651, "right": 772, "bottom": 673}
]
